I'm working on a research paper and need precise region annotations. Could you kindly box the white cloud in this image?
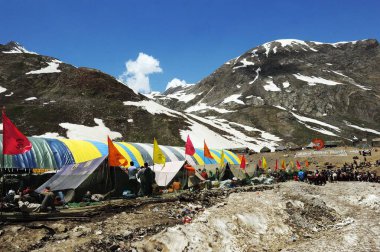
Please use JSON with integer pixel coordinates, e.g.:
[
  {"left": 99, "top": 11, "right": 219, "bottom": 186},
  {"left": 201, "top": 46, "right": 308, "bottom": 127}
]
[
  {"left": 165, "top": 78, "right": 194, "bottom": 90},
  {"left": 118, "top": 52, "right": 162, "bottom": 93}
]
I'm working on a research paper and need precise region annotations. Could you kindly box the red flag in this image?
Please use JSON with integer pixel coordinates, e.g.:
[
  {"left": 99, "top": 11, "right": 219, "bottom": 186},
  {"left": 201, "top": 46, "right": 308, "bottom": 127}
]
[
  {"left": 204, "top": 140, "right": 213, "bottom": 159},
  {"left": 296, "top": 160, "right": 301, "bottom": 170},
  {"left": 258, "top": 159, "right": 262, "bottom": 167},
  {"left": 107, "top": 136, "right": 129, "bottom": 167},
  {"left": 2, "top": 109, "right": 32, "bottom": 155},
  {"left": 312, "top": 138, "right": 324, "bottom": 150},
  {"left": 275, "top": 159, "right": 278, "bottom": 171},
  {"left": 185, "top": 135, "right": 195, "bottom": 156},
  {"left": 240, "top": 155, "right": 246, "bottom": 169}
]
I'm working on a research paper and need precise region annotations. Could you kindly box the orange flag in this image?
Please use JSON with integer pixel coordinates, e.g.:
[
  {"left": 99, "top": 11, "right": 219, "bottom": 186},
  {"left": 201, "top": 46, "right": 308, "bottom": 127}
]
[
  {"left": 107, "top": 136, "right": 129, "bottom": 167},
  {"left": 204, "top": 140, "right": 213, "bottom": 159},
  {"left": 281, "top": 160, "right": 286, "bottom": 170},
  {"left": 305, "top": 160, "right": 309, "bottom": 167}
]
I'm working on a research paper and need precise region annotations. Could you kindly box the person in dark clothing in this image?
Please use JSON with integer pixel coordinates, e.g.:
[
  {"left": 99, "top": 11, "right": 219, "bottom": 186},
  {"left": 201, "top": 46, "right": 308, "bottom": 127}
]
[{"left": 140, "top": 162, "right": 156, "bottom": 196}]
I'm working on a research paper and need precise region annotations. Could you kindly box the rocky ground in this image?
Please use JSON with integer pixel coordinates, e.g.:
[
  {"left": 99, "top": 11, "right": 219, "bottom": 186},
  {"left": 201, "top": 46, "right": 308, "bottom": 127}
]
[{"left": 0, "top": 182, "right": 379, "bottom": 252}]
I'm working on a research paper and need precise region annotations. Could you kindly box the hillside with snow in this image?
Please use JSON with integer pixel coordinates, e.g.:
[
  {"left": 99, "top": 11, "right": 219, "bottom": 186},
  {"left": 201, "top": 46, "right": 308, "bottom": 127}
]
[
  {"left": 1, "top": 39, "right": 380, "bottom": 151},
  {"left": 154, "top": 39, "right": 380, "bottom": 147}
]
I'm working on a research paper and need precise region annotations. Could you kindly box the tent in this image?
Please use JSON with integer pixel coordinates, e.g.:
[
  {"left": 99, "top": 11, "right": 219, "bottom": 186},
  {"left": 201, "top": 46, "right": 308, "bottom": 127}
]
[
  {"left": 36, "top": 156, "right": 129, "bottom": 202},
  {"left": 0, "top": 135, "right": 241, "bottom": 170},
  {"left": 275, "top": 146, "right": 287, "bottom": 152}
]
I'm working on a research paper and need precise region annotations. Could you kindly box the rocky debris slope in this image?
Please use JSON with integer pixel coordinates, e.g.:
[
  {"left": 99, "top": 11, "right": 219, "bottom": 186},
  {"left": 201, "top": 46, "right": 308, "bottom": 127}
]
[
  {"left": 132, "top": 182, "right": 380, "bottom": 252},
  {"left": 156, "top": 39, "right": 380, "bottom": 146}
]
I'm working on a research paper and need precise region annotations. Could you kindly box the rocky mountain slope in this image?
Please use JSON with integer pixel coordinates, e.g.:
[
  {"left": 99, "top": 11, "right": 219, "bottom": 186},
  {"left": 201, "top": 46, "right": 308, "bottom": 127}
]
[
  {"left": 0, "top": 42, "right": 188, "bottom": 145},
  {"left": 155, "top": 39, "right": 380, "bottom": 146}
]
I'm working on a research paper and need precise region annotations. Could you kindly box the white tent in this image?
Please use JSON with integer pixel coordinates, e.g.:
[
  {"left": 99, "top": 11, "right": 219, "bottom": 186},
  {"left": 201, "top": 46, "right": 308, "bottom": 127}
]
[{"left": 152, "top": 161, "right": 185, "bottom": 186}]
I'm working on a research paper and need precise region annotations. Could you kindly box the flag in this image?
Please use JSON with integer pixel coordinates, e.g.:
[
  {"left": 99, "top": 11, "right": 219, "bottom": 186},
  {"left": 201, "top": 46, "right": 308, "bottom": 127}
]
[
  {"left": 2, "top": 109, "right": 32, "bottom": 155},
  {"left": 153, "top": 138, "right": 166, "bottom": 165},
  {"left": 262, "top": 157, "right": 267, "bottom": 169},
  {"left": 204, "top": 140, "right": 213, "bottom": 159},
  {"left": 240, "top": 155, "right": 246, "bottom": 169},
  {"left": 275, "top": 159, "right": 278, "bottom": 171},
  {"left": 220, "top": 150, "right": 226, "bottom": 167},
  {"left": 296, "top": 160, "right": 301, "bottom": 170},
  {"left": 281, "top": 160, "right": 286, "bottom": 170},
  {"left": 259, "top": 159, "right": 262, "bottom": 167},
  {"left": 305, "top": 160, "right": 309, "bottom": 167},
  {"left": 107, "top": 136, "right": 128, "bottom": 167},
  {"left": 290, "top": 160, "right": 294, "bottom": 169},
  {"left": 185, "top": 135, "right": 195, "bottom": 156}
]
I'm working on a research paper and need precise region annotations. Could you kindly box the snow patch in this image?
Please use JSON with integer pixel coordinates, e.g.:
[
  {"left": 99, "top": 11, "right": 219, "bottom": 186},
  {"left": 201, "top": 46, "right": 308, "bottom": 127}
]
[
  {"left": 345, "top": 122, "right": 380, "bottom": 135},
  {"left": 123, "top": 100, "right": 182, "bottom": 117},
  {"left": 59, "top": 118, "right": 122, "bottom": 142},
  {"left": 33, "top": 132, "right": 62, "bottom": 138},
  {"left": 185, "top": 103, "right": 235, "bottom": 114},
  {"left": 293, "top": 73, "right": 342, "bottom": 86},
  {"left": 222, "top": 94, "right": 245, "bottom": 105},
  {"left": 274, "top": 105, "right": 286, "bottom": 110},
  {"left": 25, "top": 97, "right": 37, "bottom": 101},
  {"left": 291, "top": 112, "right": 341, "bottom": 132},
  {"left": 233, "top": 58, "right": 255, "bottom": 70},
  {"left": 249, "top": 68, "right": 261, "bottom": 84},
  {"left": 0, "top": 86, "right": 7, "bottom": 93},
  {"left": 127, "top": 119, "right": 134, "bottom": 123},
  {"left": 165, "top": 78, "right": 194, "bottom": 91},
  {"left": 5, "top": 92, "right": 13, "bottom": 97},
  {"left": 282, "top": 81, "right": 290, "bottom": 88},
  {"left": 26, "top": 59, "right": 62, "bottom": 74},
  {"left": 263, "top": 80, "right": 281, "bottom": 92}
]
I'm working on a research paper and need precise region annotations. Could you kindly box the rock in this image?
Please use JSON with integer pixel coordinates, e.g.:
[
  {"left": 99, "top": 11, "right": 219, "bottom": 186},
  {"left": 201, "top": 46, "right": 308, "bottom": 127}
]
[
  {"left": 71, "top": 225, "right": 92, "bottom": 237},
  {"left": 53, "top": 233, "right": 69, "bottom": 240},
  {"left": 122, "top": 230, "right": 133, "bottom": 238},
  {"left": 95, "top": 230, "right": 103, "bottom": 235},
  {"left": 51, "top": 223, "right": 67, "bottom": 233}
]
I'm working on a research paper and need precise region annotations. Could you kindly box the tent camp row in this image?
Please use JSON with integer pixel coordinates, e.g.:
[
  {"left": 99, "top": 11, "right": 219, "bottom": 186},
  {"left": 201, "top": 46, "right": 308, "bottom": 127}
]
[{"left": 0, "top": 136, "right": 252, "bottom": 201}]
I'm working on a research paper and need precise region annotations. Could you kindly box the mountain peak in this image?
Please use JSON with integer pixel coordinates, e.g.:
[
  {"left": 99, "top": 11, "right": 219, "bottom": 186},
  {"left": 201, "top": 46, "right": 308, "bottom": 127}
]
[{"left": 1, "top": 41, "right": 37, "bottom": 54}]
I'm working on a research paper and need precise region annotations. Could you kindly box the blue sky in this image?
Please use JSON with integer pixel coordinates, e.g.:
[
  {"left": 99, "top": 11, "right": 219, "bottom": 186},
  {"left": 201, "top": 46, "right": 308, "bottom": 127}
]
[{"left": 1, "top": 0, "right": 379, "bottom": 93}]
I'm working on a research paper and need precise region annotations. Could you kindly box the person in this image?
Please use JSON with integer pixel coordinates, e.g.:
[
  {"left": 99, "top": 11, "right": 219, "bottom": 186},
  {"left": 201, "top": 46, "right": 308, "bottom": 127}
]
[
  {"left": 172, "top": 179, "right": 181, "bottom": 191},
  {"left": 127, "top": 161, "right": 140, "bottom": 196},
  {"left": 143, "top": 163, "right": 156, "bottom": 196},
  {"left": 215, "top": 168, "right": 220, "bottom": 181},
  {"left": 39, "top": 186, "right": 57, "bottom": 212},
  {"left": 137, "top": 164, "right": 147, "bottom": 196},
  {"left": 82, "top": 191, "right": 92, "bottom": 202},
  {"left": 298, "top": 170, "right": 305, "bottom": 182},
  {"left": 201, "top": 168, "right": 208, "bottom": 180}
]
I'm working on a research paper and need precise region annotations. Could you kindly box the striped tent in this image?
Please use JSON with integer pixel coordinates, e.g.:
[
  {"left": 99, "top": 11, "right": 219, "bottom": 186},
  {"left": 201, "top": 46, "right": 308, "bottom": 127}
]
[{"left": 0, "top": 135, "right": 241, "bottom": 169}]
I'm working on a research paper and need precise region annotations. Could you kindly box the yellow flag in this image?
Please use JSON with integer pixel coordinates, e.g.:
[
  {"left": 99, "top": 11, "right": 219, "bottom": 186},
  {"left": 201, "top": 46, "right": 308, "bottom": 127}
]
[
  {"left": 262, "top": 157, "right": 267, "bottom": 169},
  {"left": 220, "top": 150, "right": 225, "bottom": 167},
  {"left": 153, "top": 138, "right": 166, "bottom": 165},
  {"left": 290, "top": 160, "right": 294, "bottom": 169}
]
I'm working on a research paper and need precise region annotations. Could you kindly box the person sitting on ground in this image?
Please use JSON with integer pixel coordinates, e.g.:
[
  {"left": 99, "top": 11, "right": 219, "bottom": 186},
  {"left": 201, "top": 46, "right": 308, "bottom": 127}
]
[
  {"left": 4, "top": 189, "right": 16, "bottom": 203},
  {"left": 18, "top": 196, "right": 41, "bottom": 213},
  {"left": 172, "top": 179, "right": 181, "bottom": 191},
  {"left": 91, "top": 189, "right": 116, "bottom": 202},
  {"left": 39, "top": 186, "right": 57, "bottom": 212},
  {"left": 82, "top": 191, "right": 92, "bottom": 202}
]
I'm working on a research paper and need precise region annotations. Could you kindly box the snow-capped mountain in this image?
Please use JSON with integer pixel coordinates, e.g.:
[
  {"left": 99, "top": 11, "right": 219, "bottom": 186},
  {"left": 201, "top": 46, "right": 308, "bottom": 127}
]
[
  {"left": 2, "top": 39, "right": 379, "bottom": 151},
  {"left": 154, "top": 39, "right": 380, "bottom": 146}
]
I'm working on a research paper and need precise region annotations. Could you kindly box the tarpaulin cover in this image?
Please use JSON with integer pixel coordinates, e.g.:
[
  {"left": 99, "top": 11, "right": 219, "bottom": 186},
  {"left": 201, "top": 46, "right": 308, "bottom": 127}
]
[
  {"left": 0, "top": 135, "right": 241, "bottom": 169},
  {"left": 35, "top": 156, "right": 107, "bottom": 192}
]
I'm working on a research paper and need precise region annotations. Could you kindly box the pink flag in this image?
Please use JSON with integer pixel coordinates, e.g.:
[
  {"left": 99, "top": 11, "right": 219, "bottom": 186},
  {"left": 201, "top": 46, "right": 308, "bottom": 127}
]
[
  {"left": 296, "top": 160, "right": 301, "bottom": 170},
  {"left": 185, "top": 135, "right": 195, "bottom": 156}
]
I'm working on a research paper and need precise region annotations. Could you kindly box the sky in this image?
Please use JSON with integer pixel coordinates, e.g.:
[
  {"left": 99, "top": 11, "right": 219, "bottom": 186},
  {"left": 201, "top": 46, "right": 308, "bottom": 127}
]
[{"left": 1, "top": 0, "right": 379, "bottom": 93}]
